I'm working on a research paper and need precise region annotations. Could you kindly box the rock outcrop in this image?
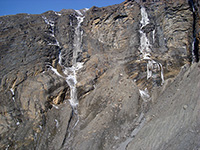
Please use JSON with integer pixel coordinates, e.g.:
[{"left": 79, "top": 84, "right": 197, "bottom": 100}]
[{"left": 0, "top": 0, "right": 199, "bottom": 150}]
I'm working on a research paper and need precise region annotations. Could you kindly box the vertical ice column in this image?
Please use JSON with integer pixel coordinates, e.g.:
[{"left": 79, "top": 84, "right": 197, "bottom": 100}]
[
  {"left": 66, "top": 11, "right": 84, "bottom": 108},
  {"left": 140, "top": 7, "right": 150, "bottom": 28},
  {"left": 152, "top": 29, "right": 155, "bottom": 43},
  {"left": 49, "top": 10, "right": 85, "bottom": 108},
  {"left": 138, "top": 6, "right": 164, "bottom": 101},
  {"left": 139, "top": 7, "right": 152, "bottom": 60},
  {"left": 159, "top": 63, "right": 165, "bottom": 85},
  {"left": 54, "top": 11, "right": 85, "bottom": 108},
  {"left": 72, "top": 12, "right": 84, "bottom": 65}
]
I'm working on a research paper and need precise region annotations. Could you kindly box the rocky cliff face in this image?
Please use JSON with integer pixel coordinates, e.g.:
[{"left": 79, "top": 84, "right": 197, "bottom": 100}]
[{"left": 0, "top": 0, "right": 200, "bottom": 150}]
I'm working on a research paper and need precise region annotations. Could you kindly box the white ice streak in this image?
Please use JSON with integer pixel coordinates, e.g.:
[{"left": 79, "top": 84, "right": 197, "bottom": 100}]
[
  {"left": 58, "top": 52, "right": 62, "bottom": 65},
  {"left": 139, "top": 7, "right": 151, "bottom": 59},
  {"left": 140, "top": 7, "right": 150, "bottom": 28},
  {"left": 52, "top": 104, "right": 59, "bottom": 109},
  {"left": 139, "top": 88, "right": 150, "bottom": 102},
  {"left": 75, "top": 10, "right": 83, "bottom": 16},
  {"left": 139, "top": 30, "right": 152, "bottom": 57},
  {"left": 42, "top": 16, "right": 61, "bottom": 47},
  {"left": 159, "top": 63, "right": 165, "bottom": 85},
  {"left": 55, "top": 119, "right": 59, "bottom": 127},
  {"left": 83, "top": 8, "right": 89, "bottom": 12},
  {"left": 73, "top": 15, "right": 84, "bottom": 64},
  {"left": 192, "top": 40, "right": 197, "bottom": 63},
  {"left": 48, "top": 39, "right": 61, "bottom": 47},
  {"left": 10, "top": 88, "right": 15, "bottom": 102},
  {"left": 50, "top": 66, "right": 63, "bottom": 77},
  {"left": 54, "top": 11, "right": 62, "bottom": 16},
  {"left": 152, "top": 29, "right": 155, "bottom": 43},
  {"left": 10, "top": 88, "right": 14, "bottom": 95},
  {"left": 75, "top": 8, "right": 89, "bottom": 16}
]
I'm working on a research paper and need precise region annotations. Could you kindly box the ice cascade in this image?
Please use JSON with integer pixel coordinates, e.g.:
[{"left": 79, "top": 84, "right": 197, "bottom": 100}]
[
  {"left": 50, "top": 11, "right": 84, "bottom": 109},
  {"left": 139, "top": 7, "right": 165, "bottom": 101}
]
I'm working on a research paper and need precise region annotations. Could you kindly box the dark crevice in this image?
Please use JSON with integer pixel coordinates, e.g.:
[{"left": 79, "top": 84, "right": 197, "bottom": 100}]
[
  {"left": 60, "top": 108, "right": 76, "bottom": 149},
  {"left": 113, "top": 14, "right": 128, "bottom": 20},
  {"left": 60, "top": 109, "right": 73, "bottom": 148},
  {"left": 193, "top": 37, "right": 199, "bottom": 62},
  {"left": 188, "top": 0, "right": 199, "bottom": 62}
]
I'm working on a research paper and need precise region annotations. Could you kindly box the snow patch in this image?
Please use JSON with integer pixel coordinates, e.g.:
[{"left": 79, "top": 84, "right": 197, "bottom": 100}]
[
  {"left": 54, "top": 11, "right": 62, "bottom": 16},
  {"left": 83, "top": 8, "right": 89, "bottom": 12}
]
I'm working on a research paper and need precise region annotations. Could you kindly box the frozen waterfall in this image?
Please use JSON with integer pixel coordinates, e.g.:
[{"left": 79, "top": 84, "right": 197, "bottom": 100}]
[
  {"left": 139, "top": 6, "right": 165, "bottom": 101},
  {"left": 49, "top": 11, "right": 85, "bottom": 108}
]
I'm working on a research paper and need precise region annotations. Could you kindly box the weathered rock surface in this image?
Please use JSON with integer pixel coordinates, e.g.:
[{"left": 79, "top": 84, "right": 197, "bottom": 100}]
[
  {"left": 127, "top": 62, "right": 200, "bottom": 150},
  {"left": 0, "top": 0, "right": 199, "bottom": 150}
]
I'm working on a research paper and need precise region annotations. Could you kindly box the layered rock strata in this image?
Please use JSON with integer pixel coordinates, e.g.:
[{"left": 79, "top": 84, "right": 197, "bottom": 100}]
[{"left": 0, "top": 0, "right": 199, "bottom": 150}]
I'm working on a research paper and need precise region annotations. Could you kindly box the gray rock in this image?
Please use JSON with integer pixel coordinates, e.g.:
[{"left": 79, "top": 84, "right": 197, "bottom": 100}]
[
  {"left": 0, "top": 0, "right": 200, "bottom": 150},
  {"left": 126, "top": 62, "right": 200, "bottom": 150}
]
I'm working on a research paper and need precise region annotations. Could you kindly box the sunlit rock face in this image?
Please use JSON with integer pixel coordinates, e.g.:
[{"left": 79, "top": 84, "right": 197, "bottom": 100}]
[{"left": 0, "top": 0, "right": 200, "bottom": 150}]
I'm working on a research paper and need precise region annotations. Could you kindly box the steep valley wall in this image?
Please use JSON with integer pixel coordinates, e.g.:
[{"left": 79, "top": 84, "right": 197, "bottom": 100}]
[{"left": 0, "top": 0, "right": 200, "bottom": 149}]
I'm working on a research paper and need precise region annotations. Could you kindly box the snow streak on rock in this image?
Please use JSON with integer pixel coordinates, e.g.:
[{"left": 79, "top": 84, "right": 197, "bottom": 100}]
[
  {"left": 42, "top": 16, "right": 61, "bottom": 47},
  {"left": 159, "top": 63, "right": 165, "bottom": 85},
  {"left": 152, "top": 29, "right": 155, "bottom": 43},
  {"left": 54, "top": 11, "right": 62, "bottom": 16}
]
